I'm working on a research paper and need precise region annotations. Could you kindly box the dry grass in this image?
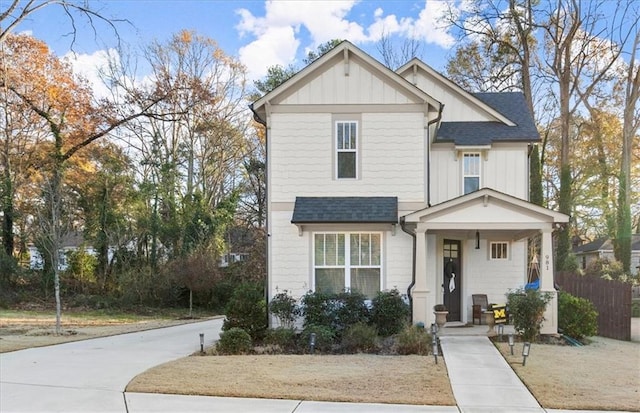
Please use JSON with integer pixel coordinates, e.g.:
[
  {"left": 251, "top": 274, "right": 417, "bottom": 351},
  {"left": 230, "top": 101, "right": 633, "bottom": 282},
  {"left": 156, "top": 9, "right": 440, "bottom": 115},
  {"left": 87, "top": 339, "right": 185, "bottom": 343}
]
[
  {"left": 126, "top": 354, "right": 455, "bottom": 406},
  {"left": 0, "top": 310, "right": 210, "bottom": 353},
  {"left": 495, "top": 337, "right": 640, "bottom": 412}
]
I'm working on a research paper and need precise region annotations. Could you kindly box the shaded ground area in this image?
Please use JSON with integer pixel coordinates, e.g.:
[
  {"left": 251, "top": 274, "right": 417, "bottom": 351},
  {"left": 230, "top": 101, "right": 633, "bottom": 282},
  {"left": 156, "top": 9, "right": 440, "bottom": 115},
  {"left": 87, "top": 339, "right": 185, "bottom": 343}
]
[{"left": 127, "top": 354, "right": 456, "bottom": 406}]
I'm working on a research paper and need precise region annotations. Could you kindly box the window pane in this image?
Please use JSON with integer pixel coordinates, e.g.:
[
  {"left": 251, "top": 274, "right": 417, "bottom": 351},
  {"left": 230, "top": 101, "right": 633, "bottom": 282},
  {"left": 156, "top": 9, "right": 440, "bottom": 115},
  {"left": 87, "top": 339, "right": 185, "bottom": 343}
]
[
  {"left": 337, "top": 234, "right": 345, "bottom": 265},
  {"left": 350, "top": 268, "right": 380, "bottom": 300},
  {"left": 360, "top": 234, "right": 370, "bottom": 264},
  {"left": 370, "top": 234, "right": 381, "bottom": 265},
  {"left": 337, "top": 123, "right": 344, "bottom": 149},
  {"left": 464, "top": 177, "right": 479, "bottom": 194},
  {"left": 317, "top": 268, "right": 345, "bottom": 295},
  {"left": 350, "top": 122, "right": 357, "bottom": 149},
  {"left": 338, "top": 152, "right": 356, "bottom": 178},
  {"left": 314, "top": 234, "right": 324, "bottom": 265},
  {"left": 464, "top": 154, "right": 480, "bottom": 175},
  {"left": 350, "top": 234, "right": 360, "bottom": 265},
  {"left": 326, "top": 234, "right": 337, "bottom": 265}
]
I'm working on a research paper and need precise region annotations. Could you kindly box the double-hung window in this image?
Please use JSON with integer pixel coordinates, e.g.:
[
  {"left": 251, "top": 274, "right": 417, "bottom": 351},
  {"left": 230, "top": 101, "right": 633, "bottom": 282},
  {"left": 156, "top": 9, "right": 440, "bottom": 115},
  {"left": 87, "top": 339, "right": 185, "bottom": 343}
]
[
  {"left": 336, "top": 121, "right": 357, "bottom": 179},
  {"left": 314, "top": 232, "right": 381, "bottom": 299},
  {"left": 463, "top": 153, "right": 481, "bottom": 194}
]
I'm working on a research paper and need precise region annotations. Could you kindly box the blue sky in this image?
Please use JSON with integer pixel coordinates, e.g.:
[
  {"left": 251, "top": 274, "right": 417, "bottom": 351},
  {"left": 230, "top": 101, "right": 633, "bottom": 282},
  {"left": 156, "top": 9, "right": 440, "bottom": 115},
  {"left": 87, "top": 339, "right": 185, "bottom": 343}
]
[{"left": 17, "top": 0, "right": 457, "bottom": 83}]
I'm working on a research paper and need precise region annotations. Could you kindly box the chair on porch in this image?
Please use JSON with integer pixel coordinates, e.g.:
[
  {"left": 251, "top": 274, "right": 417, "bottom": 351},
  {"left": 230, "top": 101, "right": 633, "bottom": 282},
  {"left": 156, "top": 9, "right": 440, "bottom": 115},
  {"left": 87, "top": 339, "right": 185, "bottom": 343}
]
[{"left": 472, "top": 294, "right": 489, "bottom": 325}]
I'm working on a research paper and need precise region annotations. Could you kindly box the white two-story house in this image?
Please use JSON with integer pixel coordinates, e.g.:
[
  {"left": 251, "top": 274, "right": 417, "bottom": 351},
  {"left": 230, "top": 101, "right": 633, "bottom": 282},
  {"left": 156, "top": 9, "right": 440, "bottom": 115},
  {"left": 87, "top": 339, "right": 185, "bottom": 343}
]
[{"left": 250, "top": 41, "right": 568, "bottom": 333}]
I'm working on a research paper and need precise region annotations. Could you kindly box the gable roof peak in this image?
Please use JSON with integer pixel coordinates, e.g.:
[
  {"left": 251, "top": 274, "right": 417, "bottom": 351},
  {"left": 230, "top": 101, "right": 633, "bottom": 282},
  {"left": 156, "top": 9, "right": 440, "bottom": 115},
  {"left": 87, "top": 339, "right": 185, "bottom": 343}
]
[
  {"left": 251, "top": 40, "right": 440, "bottom": 118},
  {"left": 396, "top": 58, "right": 515, "bottom": 126}
]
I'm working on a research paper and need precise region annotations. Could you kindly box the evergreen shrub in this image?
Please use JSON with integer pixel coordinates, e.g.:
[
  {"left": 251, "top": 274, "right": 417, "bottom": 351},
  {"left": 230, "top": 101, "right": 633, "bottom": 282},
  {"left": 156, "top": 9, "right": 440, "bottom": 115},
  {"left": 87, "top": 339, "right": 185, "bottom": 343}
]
[
  {"left": 558, "top": 290, "right": 598, "bottom": 339},
  {"left": 222, "top": 282, "right": 267, "bottom": 341},
  {"left": 370, "top": 289, "right": 409, "bottom": 336},
  {"left": 217, "top": 327, "right": 252, "bottom": 354}
]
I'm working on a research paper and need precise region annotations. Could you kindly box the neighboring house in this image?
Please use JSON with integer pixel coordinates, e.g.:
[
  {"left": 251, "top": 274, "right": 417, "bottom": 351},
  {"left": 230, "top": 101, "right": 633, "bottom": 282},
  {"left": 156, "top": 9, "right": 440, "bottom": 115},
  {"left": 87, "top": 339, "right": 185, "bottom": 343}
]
[
  {"left": 28, "top": 232, "right": 113, "bottom": 271},
  {"left": 219, "top": 252, "right": 249, "bottom": 267},
  {"left": 573, "top": 234, "right": 640, "bottom": 275},
  {"left": 250, "top": 41, "right": 569, "bottom": 333}
]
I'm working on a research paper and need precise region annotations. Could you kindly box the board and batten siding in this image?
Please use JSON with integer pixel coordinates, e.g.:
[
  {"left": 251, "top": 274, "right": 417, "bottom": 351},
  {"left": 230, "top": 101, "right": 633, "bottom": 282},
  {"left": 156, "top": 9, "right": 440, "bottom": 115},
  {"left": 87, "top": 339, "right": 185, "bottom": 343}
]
[
  {"left": 280, "top": 57, "right": 416, "bottom": 105},
  {"left": 402, "top": 74, "right": 495, "bottom": 122},
  {"left": 269, "top": 112, "right": 426, "bottom": 203},
  {"left": 429, "top": 144, "right": 529, "bottom": 205}
]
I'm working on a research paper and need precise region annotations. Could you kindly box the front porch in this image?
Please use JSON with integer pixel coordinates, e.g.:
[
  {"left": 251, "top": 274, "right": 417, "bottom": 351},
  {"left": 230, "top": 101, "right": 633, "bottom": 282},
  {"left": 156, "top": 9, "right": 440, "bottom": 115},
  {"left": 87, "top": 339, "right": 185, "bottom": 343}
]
[{"left": 401, "top": 188, "right": 569, "bottom": 334}]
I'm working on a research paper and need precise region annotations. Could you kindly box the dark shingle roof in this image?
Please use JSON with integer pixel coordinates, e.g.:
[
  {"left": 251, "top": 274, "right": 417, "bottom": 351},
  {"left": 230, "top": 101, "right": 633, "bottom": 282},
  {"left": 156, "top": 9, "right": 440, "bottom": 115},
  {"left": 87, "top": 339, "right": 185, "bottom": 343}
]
[
  {"left": 291, "top": 197, "right": 398, "bottom": 224},
  {"left": 436, "top": 92, "right": 539, "bottom": 145},
  {"left": 573, "top": 234, "right": 640, "bottom": 253}
]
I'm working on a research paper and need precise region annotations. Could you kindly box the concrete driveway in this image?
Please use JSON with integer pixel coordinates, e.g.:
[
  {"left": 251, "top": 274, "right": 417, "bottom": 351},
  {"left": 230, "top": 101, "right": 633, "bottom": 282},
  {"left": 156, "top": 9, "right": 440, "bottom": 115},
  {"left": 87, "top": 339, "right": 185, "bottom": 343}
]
[{"left": 0, "top": 318, "right": 223, "bottom": 412}]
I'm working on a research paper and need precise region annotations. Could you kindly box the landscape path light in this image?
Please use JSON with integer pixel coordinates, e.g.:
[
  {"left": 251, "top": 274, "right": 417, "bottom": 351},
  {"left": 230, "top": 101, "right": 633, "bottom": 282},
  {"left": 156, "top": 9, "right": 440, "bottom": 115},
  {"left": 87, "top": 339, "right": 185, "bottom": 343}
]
[
  {"left": 309, "top": 332, "right": 316, "bottom": 354},
  {"left": 199, "top": 333, "right": 204, "bottom": 353},
  {"left": 432, "top": 335, "right": 439, "bottom": 364},
  {"left": 522, "top": 342, "right": 531, "bottom": 366},
  {"left": 497, "top": 324, "right": 504, "bottom": 340},
  {"left": 508, "top": 334, "right": 514, "bottom": 355}
]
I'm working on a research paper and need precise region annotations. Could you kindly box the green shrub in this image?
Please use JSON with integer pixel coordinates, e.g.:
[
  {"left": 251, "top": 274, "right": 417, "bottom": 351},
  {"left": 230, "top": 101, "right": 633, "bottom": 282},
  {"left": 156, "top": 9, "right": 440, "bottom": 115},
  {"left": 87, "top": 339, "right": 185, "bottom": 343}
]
[
  {"left": 222, "top": 282, "right": 267, "bottom": 341},
  {"left": 341, "top": 322, "right": 378, "bottom": 353},
  {"left": 334, "top": 290, "right": 370, "bottom": 334},
  {"left": 300, "top": 290, "right": 335, "bottom": 328},
  {"left": 370, "top": 289, "right": 410, "bottom": 336},
  {"left": 396, "top": 325, "right": 430, "bottom": 355},
  {"left": 217, "top": 327, "right": 252, "bottom": 354},
  {"left": 269, "top": 290, "right": 300, "bottom": 328},
  {"left": 506, "top": 288, "right": 552, "bottom": 342},
  {"left": 264, "top": 327, "right": 298, "bottom": 351},
  {"left": 300, "top": 324, "right": 335, "bottom": 353},
  {"left": 558, "top": 291, "right": 598, "bottom": 339},
  {"left": 633, "top": 299, "right": 640, "bottom": 318}
]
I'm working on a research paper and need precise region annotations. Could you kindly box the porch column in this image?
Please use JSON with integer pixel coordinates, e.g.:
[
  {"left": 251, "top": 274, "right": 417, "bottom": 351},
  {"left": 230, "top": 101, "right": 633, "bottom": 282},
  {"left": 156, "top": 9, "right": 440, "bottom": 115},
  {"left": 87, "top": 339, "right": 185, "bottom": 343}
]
[
  {"left": 540, "top": 227, "right": 558, "bottom": 335},
  {"left": 412, "top": 223, "right": 430, "bottom": 326}
]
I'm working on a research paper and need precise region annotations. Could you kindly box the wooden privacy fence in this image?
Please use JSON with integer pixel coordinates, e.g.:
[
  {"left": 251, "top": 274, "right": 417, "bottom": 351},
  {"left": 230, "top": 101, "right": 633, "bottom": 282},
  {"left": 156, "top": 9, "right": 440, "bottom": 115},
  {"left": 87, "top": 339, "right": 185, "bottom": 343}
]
[{"left": 556, "top": 271, "right": 631, "bottom": 341}]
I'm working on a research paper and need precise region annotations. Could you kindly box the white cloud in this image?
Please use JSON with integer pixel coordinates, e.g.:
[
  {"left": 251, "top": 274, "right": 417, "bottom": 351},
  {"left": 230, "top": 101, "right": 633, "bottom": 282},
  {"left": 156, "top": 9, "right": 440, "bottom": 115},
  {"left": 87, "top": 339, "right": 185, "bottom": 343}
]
[
  {"left": 238, "top": 26, "right": 300, "bottom": 79},
  {"left": 235, "top": 0, "right": 456, "bottom": 80},
  {"left": 63, "top": 49, "right": 119, "bottom": 100}
]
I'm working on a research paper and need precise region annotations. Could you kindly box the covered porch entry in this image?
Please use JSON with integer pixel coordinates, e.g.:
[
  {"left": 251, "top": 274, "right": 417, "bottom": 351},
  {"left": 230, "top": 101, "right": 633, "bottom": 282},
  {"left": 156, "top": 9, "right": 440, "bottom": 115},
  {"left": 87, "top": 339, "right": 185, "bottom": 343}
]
[{"left": 401, "top": 188, "right": 569, "bottom": 334}]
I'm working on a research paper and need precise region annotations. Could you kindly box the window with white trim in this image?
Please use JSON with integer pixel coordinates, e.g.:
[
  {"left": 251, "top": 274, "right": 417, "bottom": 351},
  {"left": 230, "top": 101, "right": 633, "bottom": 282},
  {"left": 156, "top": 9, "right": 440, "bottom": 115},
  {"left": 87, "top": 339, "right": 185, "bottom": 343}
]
[
  {"left": 490, "top": 241, "right": 509, "bottom": 260},
  {"left": 336, "top": 121, "right": 357, "bottom": 179},
  {"left": 314, "top": 232, "right": 381, "bottom": 299},
  {"left": 463, "top": 153, "right": 481, "bottom": 194}
]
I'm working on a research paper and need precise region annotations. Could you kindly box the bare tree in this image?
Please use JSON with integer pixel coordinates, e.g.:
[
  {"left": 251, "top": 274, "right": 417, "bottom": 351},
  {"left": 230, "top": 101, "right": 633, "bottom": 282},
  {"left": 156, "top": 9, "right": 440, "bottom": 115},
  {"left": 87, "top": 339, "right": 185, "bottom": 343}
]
[{"left": 376, "top": 31, "right": 423, "bottom": 70}]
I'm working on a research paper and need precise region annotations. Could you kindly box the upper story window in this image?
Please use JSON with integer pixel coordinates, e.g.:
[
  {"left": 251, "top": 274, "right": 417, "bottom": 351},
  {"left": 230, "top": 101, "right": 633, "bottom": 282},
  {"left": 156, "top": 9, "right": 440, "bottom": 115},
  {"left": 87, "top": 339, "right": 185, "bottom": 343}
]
[
  {"left": 490, "top": 241, "right": 509, "bottom": 260},
  {"left": 336, "top": 121, "right": 357, "bottom": 179},
  {"left": 463, "top": 153, "right": 481, "bottom": 194}
]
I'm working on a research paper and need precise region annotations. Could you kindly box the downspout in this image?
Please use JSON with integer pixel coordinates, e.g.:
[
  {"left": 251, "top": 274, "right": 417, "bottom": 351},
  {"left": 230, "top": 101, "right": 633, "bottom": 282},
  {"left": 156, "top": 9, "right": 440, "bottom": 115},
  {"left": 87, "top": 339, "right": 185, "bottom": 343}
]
[
  {"left": 399, "top": 216, "right": 416, "bottom": 322},
  {"left": 402, "top": 102, "right": 443, "bottom": 321},
  {"left": 249, "top": 103, "right": 269, "bottom": 327},
  {"left": 426, "top": 103, "right": 444, "bottom": 207}
]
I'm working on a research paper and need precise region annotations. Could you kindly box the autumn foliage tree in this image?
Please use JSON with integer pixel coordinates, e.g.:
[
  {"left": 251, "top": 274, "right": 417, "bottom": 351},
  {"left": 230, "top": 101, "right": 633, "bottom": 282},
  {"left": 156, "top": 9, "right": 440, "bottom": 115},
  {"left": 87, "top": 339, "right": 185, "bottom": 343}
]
[{"left": 0, "top": 34, "right": 169, "bottom": 332}]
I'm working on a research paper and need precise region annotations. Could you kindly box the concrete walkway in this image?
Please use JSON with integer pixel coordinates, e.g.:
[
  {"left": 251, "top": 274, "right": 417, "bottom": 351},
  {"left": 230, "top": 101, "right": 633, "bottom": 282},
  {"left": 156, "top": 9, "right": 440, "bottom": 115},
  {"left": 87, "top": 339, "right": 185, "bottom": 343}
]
[{"left": 1, "top": 320, "right": 635, "bottom": 413}]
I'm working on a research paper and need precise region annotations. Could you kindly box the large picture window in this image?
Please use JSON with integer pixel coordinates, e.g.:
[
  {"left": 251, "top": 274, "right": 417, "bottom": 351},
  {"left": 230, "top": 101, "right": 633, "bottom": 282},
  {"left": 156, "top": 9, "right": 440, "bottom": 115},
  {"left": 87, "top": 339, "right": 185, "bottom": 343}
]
[
  {"left": 463, "top": 153, "right": 481, "bottom": 194},
  {"left": 336, "top": 121, "right": 357, "bottom": 179},
  {"left": 314, "top": 232, "right": 381, "bottom": 299}
]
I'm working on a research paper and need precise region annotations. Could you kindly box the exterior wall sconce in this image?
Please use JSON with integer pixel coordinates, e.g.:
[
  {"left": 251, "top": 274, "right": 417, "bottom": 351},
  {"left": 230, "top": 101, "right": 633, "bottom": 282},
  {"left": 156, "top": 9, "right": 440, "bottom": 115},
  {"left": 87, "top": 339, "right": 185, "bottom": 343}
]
[
  {"left": 199, "top": 333, "right": 204, "bottom": 353},
  {"left": 508, "top": 334, "right": 514, "bottom": 355},
  {"left": 522, "top": 342, "right": 531, "bottom": 366},
  {"left": 309, "top": 332, "right": 316, "bottom": 354},
  {"left": 475, "top": 231, "right": 480, "bottom": 249}
]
